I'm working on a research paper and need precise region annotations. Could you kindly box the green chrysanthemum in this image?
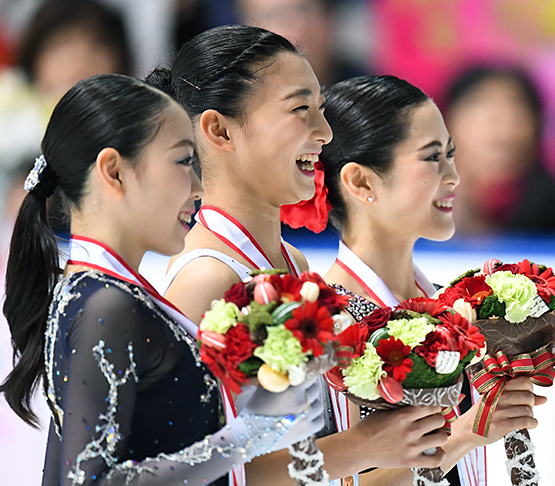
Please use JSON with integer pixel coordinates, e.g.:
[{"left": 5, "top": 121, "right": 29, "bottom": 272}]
[
  {"left": 342, "top": 343, "right": 386, "bottom": 400},
  {"left": 486, "top": 271, "right": 538, "bottom": 323},
  {"left": 387, "top": 317, "right": 435, "bottom": 348},
  {"left": 253, "top": 325, "right": 307, "bottom": 374},
  {"left": 199, "top": 299, "right": 240, "bottom": 334}
]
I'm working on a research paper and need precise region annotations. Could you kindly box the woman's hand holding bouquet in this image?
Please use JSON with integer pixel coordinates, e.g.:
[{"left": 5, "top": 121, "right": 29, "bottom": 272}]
[{"left": 197, "top": 269, "right": 349, "bottom": 485}]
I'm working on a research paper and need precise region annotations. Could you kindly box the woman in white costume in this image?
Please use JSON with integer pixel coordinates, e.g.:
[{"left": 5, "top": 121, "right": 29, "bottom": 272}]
[{"left": 154, "top": 25, "right": 451, "bottom": 486}]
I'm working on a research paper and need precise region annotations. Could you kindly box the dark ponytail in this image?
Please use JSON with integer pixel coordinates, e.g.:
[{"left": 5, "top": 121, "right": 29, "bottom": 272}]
[
  {"left": 320, "top": 75, "right": 430, "bottom": 232},
  {"left": 147, "top": 25, "right": 299, "bottom": 121},
  {"left": 1, "top": 74, "right": 173, "bottom": 426}
]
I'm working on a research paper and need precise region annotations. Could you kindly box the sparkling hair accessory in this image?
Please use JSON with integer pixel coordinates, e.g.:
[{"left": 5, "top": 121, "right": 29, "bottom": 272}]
[
  {"left": 280, "top": 160, "right": 332, "bottom": 234},
  {"left": 24, "top": 154, "right": 57, "bottom": 199},
  {"left": 24, "top": 155, "right": 47, "bottom": 192}
]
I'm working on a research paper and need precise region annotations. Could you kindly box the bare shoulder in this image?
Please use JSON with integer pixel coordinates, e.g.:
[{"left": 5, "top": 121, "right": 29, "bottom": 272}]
[
  {"left": 164, "top": 256, "right": 243, "bottom": 325},
  {"left": 284, "top": 242, "right": 309, "bottom": 273}
]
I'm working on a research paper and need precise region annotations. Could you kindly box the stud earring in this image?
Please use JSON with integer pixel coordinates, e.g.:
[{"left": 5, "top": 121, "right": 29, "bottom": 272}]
[{"left": 367, "top": 196, "right": 373, "bottom": 203}]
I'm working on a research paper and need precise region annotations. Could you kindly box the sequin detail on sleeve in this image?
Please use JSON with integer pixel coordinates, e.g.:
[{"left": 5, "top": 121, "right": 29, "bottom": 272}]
[
  {"left": 67, "top": 340, "right": 138, "bottom": 485},
  {"left": 330, "top": 284, "right": 379, "bottom": 322}
]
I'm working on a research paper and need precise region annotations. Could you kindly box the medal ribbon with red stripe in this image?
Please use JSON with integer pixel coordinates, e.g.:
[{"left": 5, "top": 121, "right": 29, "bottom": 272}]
[
  {"left": 196, "top": 205, "right": 300, "bottom": 277},
  {"left": 471, "top": 347, "right": 555, "bottom": 437}
]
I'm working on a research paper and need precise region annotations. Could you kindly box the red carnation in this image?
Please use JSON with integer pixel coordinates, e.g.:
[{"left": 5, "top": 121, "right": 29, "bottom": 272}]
[
  {"left": 438, "top": 276, "right": 492, "bottom": 308},
  {"left": 414, "top": 331, "right": 451, "bottom": 367},
  {"left": 360, "top": 307, "right": 392, "bottom": 335},
  {"left": 224, "top": 282, "right": 251, "bottom": 308},
  {"left": 200, "top": 345, "right": 247, "bottom": 394},
  {"left": 437, "top": 312, "right": 485, "bottom": 358},
  {"left": 281, "top": 161, "right": 332, "bottom": 233},
  {"left": 375, "top": 337, "right": 413, "bottom": 382},
  {"left": 284, "top": 301, "right": 335, "bottom": 356},
  {"left": 517, "top": 259, "right": 555, "bottom": 303},
  {"left": 223, "top": 323, "right": 258, "bottom": 364},
  {"left": 397, "top": 297, "right": 447, "bottom": 317}
]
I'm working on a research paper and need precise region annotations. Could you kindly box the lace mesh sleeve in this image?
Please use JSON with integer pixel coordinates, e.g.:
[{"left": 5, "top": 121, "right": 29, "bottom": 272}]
[{"left": 43, "top": 279, "right": 288, "bottom": 486}]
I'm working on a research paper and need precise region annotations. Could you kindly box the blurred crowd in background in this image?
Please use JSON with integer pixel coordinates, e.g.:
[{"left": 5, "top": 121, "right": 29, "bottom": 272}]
[
  {"left": 1, "top": 0, "right": 555, "bottom": 252},
  {"left": 2, "top": 1, "right": 555, "bottom": 484}
]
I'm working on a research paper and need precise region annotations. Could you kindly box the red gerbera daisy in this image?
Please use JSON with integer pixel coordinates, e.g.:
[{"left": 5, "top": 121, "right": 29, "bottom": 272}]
[
  {"left": 438, "top": 276, "right": 492, "bottom": 308},
  {"left": 335, "top": 321, "right": 369, "bottom": 359},
  {"left": 517, "top": 259, "right": 555, "bottom": 303},
  {"left": 200, "top": 345, "right": 247, "bottom": 394},
  {"left": 397, "top": 297, "right": 447, "bottom": 317},
  {"left": 375, "top": 336, "right": 413, "bottom": 382},
  {"left": 284, "top": 301, "right": 335, "bottom": 356},
  {"left": 437, "top": 311, "right": 485, "bottom": 358},
  {"left": 269, "top": 273, "right": 303, "bottom": 301}
]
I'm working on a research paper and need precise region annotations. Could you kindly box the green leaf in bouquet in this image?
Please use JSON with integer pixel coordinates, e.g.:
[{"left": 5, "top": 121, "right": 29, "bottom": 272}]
[
  {"left": 477, "top": 295, "right": 506, "bottom": 319},
  {"left": 449, "top": 268, "right": 481, "bottom": 287},
  {"left": 401, "top": 350, "right": 476, "bottom": 388},
  {"left": 548, "top": 295, "right": 555, "bottom": 312},
  {"left": 238, "top": 356, "right": 264, "bottom": 376},
  {"left": 250, "top": 268, "right": 288, "bottom": 276},
  {"left": 239, "top": 302, "right": 276, "bottom": 343}
]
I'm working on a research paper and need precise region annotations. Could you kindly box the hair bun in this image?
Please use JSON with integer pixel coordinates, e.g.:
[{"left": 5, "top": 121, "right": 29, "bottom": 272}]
[{"left": 144, "top": 67, "right": 176, "bottom": 98}]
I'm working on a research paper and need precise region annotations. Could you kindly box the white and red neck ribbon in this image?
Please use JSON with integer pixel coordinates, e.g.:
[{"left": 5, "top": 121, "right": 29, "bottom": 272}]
[
  {"left": 335, "top": 240, "right": 436, "bottom": 307},
  {"left": 68, "top": 235, "right": 198, "bottom": 337},
  {"left": 196, "top": 205, "right": 300, "bottom": 278},
  {"left": 68, "top": 235, "right": 246, "bottom": 486},
  {"left": 329, "top": 240, "right": 486, "bottom": 486}
]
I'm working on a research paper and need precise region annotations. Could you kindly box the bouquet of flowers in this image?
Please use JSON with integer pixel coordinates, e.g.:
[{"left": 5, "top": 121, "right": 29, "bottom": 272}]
[
  {"left": 326, "top": 297, "right": 485, "bottom": 486},
  {"left": 438, "top": 259, "right": 555, "bottom": 486},
  {"left": 197, "top": 269, "right": 350, "bottom": 486}
]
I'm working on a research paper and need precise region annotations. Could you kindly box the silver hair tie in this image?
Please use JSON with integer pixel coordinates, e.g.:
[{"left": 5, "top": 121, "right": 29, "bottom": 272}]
[{"left": 24, "top": 154, "right": 47, "bottom": 192}]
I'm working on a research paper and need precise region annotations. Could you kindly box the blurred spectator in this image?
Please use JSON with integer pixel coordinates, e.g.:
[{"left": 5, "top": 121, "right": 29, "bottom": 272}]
[
  {"left": 445, "top": 66, "right": 555, "bottom": 234},
  {"left": 0, "top": 0, "right": 130, "bottom": 217},
  {"left": 235, "top": 0, "right": 369, "bottom": 88}
]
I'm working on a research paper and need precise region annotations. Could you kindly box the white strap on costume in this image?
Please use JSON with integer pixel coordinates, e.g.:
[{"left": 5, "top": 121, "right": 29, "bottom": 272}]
[
  {"left": 196, "top": 206, "right": 301, "bottom": 277},
  {"left": 161, "top": 248, "right": 252, "bottom": 295}
]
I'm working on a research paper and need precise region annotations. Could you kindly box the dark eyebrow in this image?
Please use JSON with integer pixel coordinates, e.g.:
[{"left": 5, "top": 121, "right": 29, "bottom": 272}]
[
  {"left": 418, "top": 137, "right": 453, "bottom": 151},
  {"left": 282, "top": 86, "right": 325, "bottom": 101},
  {"left": 170, "top": 139, "right": 195, "bottom": 150}
]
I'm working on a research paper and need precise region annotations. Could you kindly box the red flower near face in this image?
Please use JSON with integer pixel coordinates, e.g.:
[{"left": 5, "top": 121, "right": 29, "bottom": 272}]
[
  {"left": 375, "top": 337, "right": 413, "bottom": 382},
  {"left": 284, "top": 301, "right": 335, "bottom": 356},
  {"left": 223, "top": 323, "right": 258, "bottom": 364},
  {"left": 281, "top": 161, "right": 332, "bottom": 233},
  {"left": 200, "top": 345, "right": 247, "bottom": 394},
  {"left": 517, "top": 259, "right": 555, "bottom": 303},
  {"left": 438, "top": 276, "right": 492, "bottom": 308},
  {"left": 224, "top": 282, "right": 251, "bottom": 308},
  {"left": 437, "top": 312, "right": 485, "bottom": 358},
  {"left": 414, "top": 331, "right": 451, "bottom": 367},
  {"left": 397, "top": 297, "right": 447, "bottom": 317}
]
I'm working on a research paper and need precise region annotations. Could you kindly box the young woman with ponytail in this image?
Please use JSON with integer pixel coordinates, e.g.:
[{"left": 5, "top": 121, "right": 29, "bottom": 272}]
[
  {"left": 0, "top": 73, "right": 324, "bottom": 486},
  {"left": 284, "top": 75, "right": 545, "bottom": 486},
  {"left": 151, "top": 25, "right": 451, "bottom": 485}
]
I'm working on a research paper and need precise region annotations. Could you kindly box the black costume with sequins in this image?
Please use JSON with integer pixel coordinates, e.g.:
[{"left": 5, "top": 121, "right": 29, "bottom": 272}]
[{"left": 42, "top": 271, "right": 228, "bottom": 486}]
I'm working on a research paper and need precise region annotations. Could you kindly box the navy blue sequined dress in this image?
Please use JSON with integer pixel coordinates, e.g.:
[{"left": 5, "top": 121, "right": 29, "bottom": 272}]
[{"left": 42, "top": 271, "right": 228, "bottom": 486}]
